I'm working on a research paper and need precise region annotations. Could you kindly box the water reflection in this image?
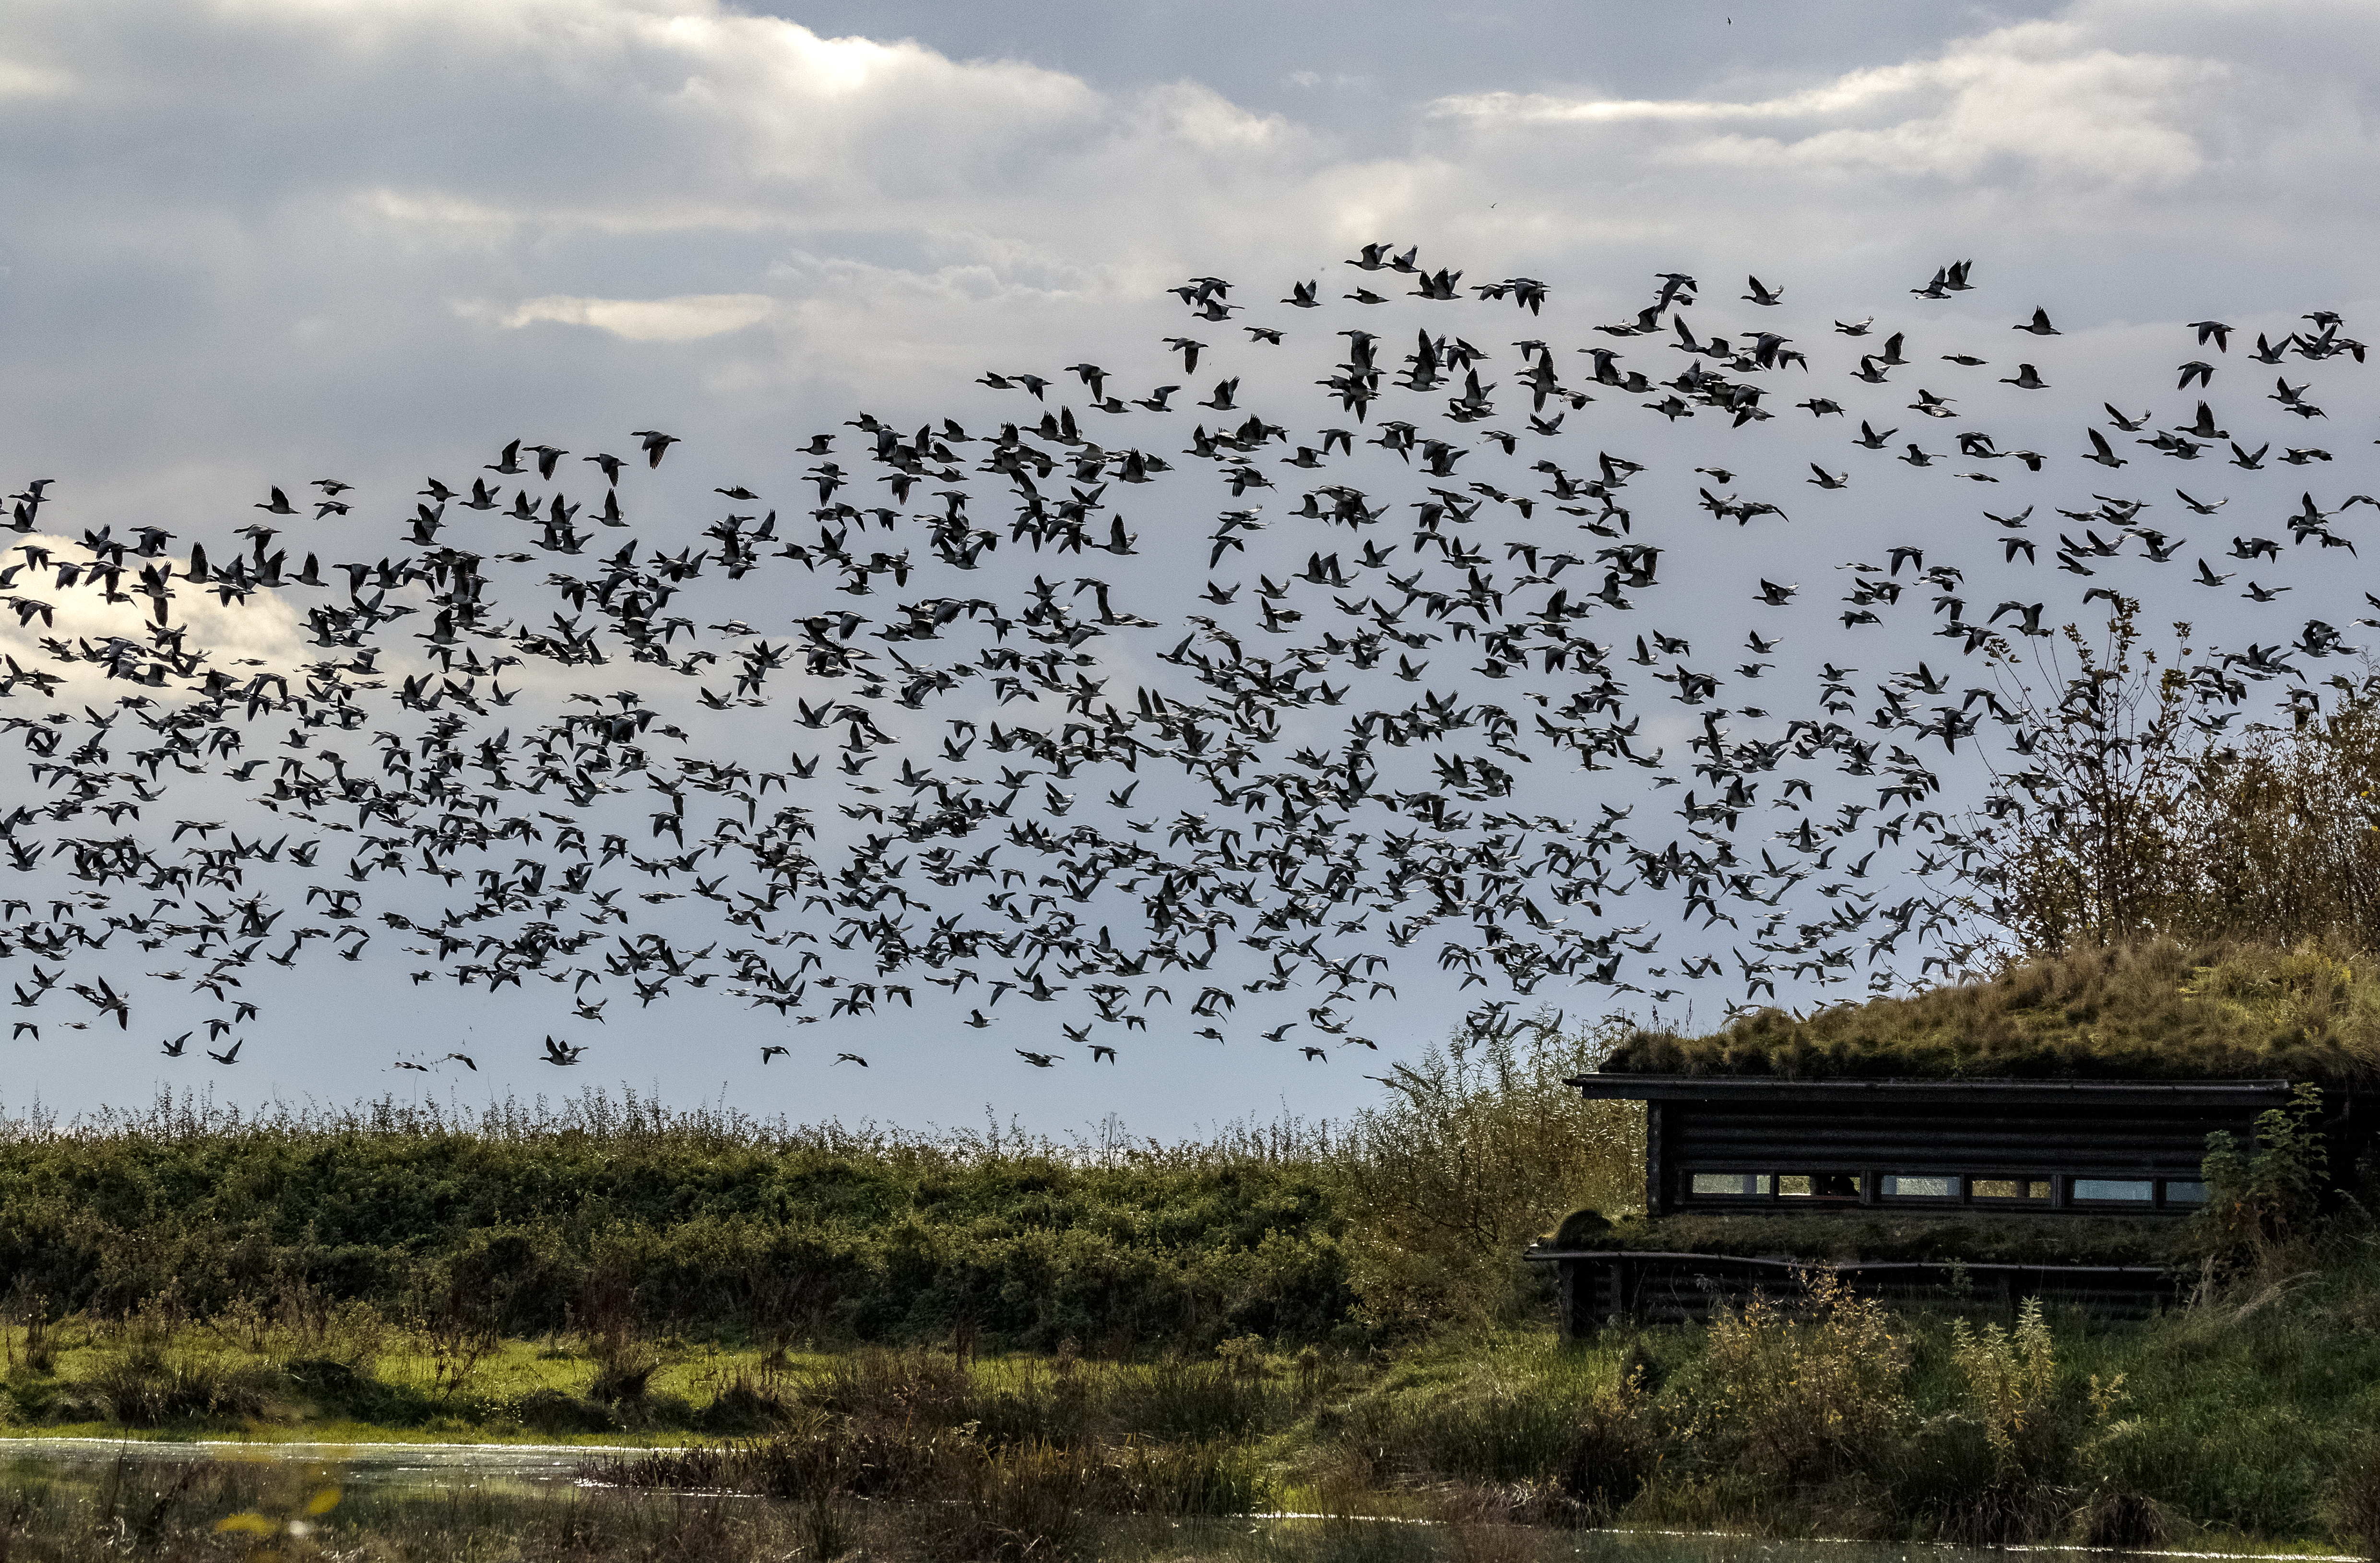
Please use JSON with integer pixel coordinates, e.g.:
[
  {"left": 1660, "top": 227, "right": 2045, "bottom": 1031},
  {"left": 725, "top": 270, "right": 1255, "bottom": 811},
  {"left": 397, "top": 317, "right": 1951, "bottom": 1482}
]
[{"left": 0, "top": 1442, "right": 2357, "bottom": 1563}]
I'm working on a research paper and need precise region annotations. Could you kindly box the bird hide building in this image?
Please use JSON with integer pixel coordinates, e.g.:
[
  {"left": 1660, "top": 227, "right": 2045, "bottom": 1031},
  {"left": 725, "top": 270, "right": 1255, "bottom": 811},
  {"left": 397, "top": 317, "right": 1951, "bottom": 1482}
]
[{"left": 1527, "top": 1069, "right": 2363, "bottom": 1329}]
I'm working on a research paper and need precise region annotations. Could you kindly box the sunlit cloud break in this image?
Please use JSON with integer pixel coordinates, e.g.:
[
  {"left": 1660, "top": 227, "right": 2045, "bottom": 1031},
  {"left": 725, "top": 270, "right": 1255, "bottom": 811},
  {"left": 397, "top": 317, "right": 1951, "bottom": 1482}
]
[{"left": 491, "top": 294, "right": 777, "bottom": 342}]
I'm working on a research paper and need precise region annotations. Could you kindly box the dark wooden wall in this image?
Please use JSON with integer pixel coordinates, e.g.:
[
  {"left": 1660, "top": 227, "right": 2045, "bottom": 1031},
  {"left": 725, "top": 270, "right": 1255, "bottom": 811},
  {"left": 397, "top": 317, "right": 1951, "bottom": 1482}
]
[
  {"left": 1542, "top": 1251, "right": 2186, "bottom": 1330},
  {"left": 1570, "top": 1078, "right": 2301, "bottom": 1216},
  {"left": 1647, "top": 1093, "right": 2262, "bottom": 1212}
]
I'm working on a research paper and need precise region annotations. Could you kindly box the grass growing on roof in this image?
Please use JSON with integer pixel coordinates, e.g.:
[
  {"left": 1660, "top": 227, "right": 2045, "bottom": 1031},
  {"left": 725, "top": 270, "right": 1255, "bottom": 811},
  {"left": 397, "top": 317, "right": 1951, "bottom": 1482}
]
[{"left": 1603, "top": 939, "right": 2380, "bottom": 1084}]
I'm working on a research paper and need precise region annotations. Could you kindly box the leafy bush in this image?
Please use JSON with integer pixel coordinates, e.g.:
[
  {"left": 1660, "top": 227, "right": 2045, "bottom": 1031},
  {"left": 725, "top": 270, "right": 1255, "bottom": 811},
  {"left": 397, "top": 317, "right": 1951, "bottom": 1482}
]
[
  {"left": 2196, "top": 1082, "right": 2332, "bottom": 1279},
  {"left": 1333, "top": 1015, "right": 1642, "bottom": 1332},
  {"left": 1927, "top": 1298, "right": 2073, "bottom": 1542},
  {"left": 1695, "top": 1269, "right": 1908, "bottom": 1486},
  {"left": 1950, "top": 606, "right": 2380, "bottom": 957},
  {"left": 1949, "top": 1298, "right": 2060, "bottom": 1473}
]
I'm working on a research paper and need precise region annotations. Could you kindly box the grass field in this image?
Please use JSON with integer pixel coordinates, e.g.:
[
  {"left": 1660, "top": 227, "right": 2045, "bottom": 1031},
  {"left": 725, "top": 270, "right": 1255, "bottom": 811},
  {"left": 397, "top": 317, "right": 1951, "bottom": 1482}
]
[{"left": 12, "top": 1261, "right": 2380, "bottom": 1552}]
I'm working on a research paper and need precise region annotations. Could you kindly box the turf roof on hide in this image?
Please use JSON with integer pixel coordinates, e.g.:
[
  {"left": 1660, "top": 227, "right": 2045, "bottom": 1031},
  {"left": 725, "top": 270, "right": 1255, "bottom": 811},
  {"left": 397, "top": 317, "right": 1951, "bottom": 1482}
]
[{"left": 1599, "top": 940, "right": 2380, "bottom": 1086}]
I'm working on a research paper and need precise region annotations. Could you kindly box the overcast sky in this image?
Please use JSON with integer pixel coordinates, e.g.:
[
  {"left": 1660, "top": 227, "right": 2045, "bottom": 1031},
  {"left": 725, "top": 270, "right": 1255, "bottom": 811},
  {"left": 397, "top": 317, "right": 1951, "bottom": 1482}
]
[{"left": 1, "top": 0, "right": 2375, "bottom": 1136}]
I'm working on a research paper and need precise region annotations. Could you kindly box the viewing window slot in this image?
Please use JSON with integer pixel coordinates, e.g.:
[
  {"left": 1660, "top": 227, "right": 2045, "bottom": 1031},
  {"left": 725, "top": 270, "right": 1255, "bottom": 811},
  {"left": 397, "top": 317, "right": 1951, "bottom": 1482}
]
[
  {"left": 1776, "top": 1173, "right": 1858, "bottom": 1198},
  {"left": 2072, "top": 1178, "right": 2154, "bottom": 1203},
  {"left": 1971, "top": 1178, "right": 2053, "bottom": 1201},
  {"left": 1689, "top": 1173, "right": 1772, "bottom": 1197},
  {"left": 1882, "top": 1175, "right": 1956, "bottom": 1199}
]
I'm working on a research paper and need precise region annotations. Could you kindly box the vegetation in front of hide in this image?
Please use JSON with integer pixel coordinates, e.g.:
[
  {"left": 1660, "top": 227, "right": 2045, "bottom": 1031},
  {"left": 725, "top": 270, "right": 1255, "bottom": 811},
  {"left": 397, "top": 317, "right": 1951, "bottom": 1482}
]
[
  {"left": 1950, "top": 1300, "right": 2061, "bottom": 1473},
  {"left": 2194, "top": 1081, "right": 2333, "bottom": 1280},
  {"left": 1910, "top": 1299, "right": 2075, "bottom": 1542},
  {"left": 1607, "top": 937, "right": 2380, "bottom": 1085},
  {"left": 2065, "top": 1271, "right": 2380, "bottom": 1540},
  {"left": 1310, "top": 1257, "right": 2380, "bottom": 1547},
  {"left": 1552, "top": 1365, "right": 1657, "bottom": 1522},
  {"left": 1336, "top": 1017, "right": 1643, "bottom": 1334},
  {"left": 1686, "top": 1271, "right": 1909, "bottom": 1489}
]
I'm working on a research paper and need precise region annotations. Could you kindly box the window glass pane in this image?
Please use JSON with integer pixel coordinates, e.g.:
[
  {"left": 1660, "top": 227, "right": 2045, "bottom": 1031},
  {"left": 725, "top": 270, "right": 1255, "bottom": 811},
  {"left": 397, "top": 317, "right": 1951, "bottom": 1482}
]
[
  {"left": 1754, "top": 1174, "right": 1772, "bottom": 1195},
  {"left": 1971, "top": 1178, "right": 2050, "bottom": 1201},
  {"left": 2073, "top": 1179, "right": 2153, "bottom": 1203},
  {"left": 1776, "top": 1175, "right": 1813, "bottom": 1196},
  {"left": 1691, "top": 1173, "right": 1757, "bottom": 1196},
  {"left": 2163, "top": 1180, "right": 2209, "bottom": 1205},
  {"left": 1883, "top": 1175, "right": 1955, "bottom": 1198}
]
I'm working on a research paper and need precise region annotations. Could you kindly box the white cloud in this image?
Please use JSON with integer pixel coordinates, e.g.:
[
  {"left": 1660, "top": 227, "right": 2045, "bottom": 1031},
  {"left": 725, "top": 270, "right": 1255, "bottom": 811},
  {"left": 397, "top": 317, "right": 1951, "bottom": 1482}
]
[
  {"left": 492, "top": 292, "right": 775, "bottom": 341},
  {"left": 0, "top": 536, "right": 311, "bottom": 702},
  {"left": 1416, "top": 4, "right": 2380, "bottom": 241},
  {"left": 0, "top": 57, "right": 71, "bottom": 100},
  {"left": 1430, "top": 24, "right": 2234, "bottom": 188}
]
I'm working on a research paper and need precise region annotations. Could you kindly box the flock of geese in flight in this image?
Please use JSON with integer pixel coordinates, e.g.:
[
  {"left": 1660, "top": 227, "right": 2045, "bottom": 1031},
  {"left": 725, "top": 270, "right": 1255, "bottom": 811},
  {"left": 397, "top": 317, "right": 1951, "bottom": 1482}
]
[{"left": 1, "top": 250, "right": 2372, "bottom": 1079}]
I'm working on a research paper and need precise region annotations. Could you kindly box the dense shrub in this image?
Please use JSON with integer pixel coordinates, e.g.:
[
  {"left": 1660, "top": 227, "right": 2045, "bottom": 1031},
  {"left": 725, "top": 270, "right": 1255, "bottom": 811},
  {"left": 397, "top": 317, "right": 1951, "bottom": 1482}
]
[
  {"left": 1692, "top": 1269, "right": 1909, "bottom": 1487},
  {"left": 2194, "top": 1081, "right": 2333, "bottom": 1279},
  {"left": 1333, "top": 1016, "right": 1642, "bottom": 1332},
  {"left": 0, "top": 1012, "right": 1645, "bottom": 1348},
  {"left": 0, "top": 1090, "right": 1357, "bottom": 1347}
]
